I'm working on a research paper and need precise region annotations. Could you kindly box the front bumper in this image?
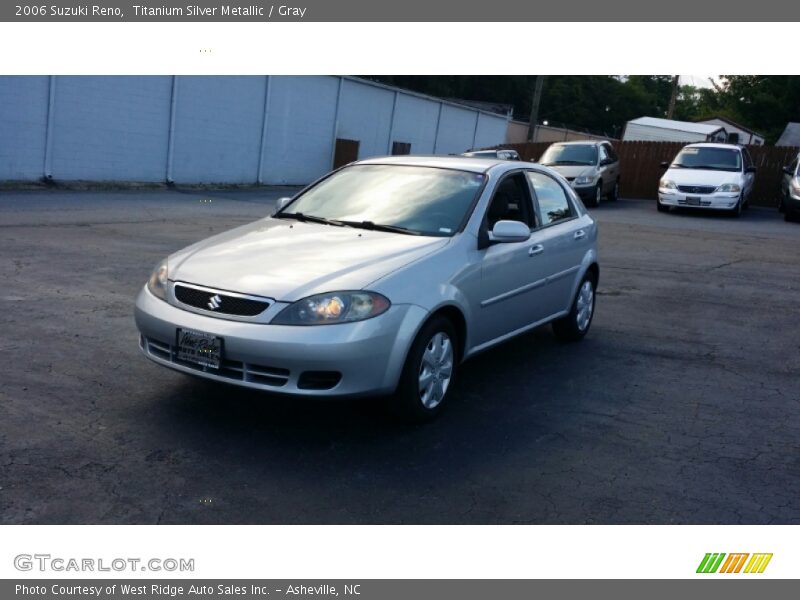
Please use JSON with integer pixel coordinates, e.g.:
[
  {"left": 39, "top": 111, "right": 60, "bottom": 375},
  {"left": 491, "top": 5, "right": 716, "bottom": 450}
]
[
  {"left": 134, "top": 286, "right": 428, "bottom": 397},
  {"left": 658, "top": 190, "right": 740, "bottom": 210},
  {"left": 785, "top": 191, "right": 800, "bottom": 213},
  {"left": 572, "top": 184, "right": 596, "bottom": 201}
]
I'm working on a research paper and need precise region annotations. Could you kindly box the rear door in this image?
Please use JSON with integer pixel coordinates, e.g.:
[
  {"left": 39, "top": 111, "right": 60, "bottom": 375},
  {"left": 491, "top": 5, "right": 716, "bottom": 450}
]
[{"left": 526, "top": 170, "right": 591, "bottom": 316}]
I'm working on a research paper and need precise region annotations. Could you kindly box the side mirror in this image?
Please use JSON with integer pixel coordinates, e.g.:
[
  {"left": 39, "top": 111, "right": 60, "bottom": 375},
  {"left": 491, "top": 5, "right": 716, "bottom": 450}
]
[
  {"left": 274, "top": 197, "right": 292, "bottom": 214},
  {"left": 746, "top": 166, "right": 757, "bottom": 173},
  {"left": 782, "top": 166, "right": 793, "bottom": 175},
  {"left": 530, "top": 157, "right": 538, "bottom": 163},
  {"left": 660, "top": 161, "right": 670, "bottom": 169},
  {"left": 489, "top": 220, "right": 531, "bottom": 244}
]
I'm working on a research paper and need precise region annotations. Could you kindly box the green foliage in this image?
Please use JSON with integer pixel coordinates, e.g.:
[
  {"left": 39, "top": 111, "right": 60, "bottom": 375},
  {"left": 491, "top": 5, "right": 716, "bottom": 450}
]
[{"left": 362, "top": 75, "right": 800, "bottom": 143}]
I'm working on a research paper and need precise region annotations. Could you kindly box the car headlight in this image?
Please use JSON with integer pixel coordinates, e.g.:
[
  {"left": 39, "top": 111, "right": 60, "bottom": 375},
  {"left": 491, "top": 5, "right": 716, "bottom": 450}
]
[
  {"left": 147, "top": 258, "right": 169, "bottom": 301},
  {"left": 715, "top": 183, "right": 741, "bottom": 193},
  {"left": 659, "top": 179, "right": 677, "bottom": 190},
  {"left": 574, "top": 176, "right": 595, "bottom": 185},
  {"left": 272, "top": 291, "right": 391, "bottom": 325}
]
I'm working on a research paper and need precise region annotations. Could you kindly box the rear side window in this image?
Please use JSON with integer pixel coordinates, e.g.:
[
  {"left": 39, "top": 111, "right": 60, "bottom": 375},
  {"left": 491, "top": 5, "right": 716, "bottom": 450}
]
[{"left": 526, "top": 171, "right": 573, "bottom": 226}]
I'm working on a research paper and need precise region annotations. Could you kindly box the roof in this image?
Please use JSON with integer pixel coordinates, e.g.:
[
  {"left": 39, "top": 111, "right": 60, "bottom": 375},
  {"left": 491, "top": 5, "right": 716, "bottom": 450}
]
[
  {"left": 679, "top": 142, "right": 744, "bottom": 151},
  {"left": 547, "top": 140, "right": 607, "bottom": 146},
  {"left": 695, "top": 115, "right": 763, "bottom": 138},
  {"left": 627, "top": 116, "right": 725, "bottom": 136},
  {"left": 776, "top": 123, "right": 800, "bottom": 147},
  {"left": 357, "top": 154, "right": 505, "bottom": 173}
]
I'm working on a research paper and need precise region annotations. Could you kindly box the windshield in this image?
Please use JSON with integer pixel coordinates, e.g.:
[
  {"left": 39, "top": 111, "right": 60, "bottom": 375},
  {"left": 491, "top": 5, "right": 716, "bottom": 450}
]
[
  {"left": 671, "top": 147, "right": 742, "bottom": 172},
  {"left": 540, "top": 144, "right": 597, "bottom": 166},
  {"left": 278, "top": 165, "right": 485, "bottom": 237}
]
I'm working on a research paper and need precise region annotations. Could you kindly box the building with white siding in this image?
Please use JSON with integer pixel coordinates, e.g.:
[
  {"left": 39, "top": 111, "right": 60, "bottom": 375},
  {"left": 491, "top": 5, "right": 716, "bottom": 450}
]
[
  {"left": 622, "top": 116, "right": 727, "bottom": 143},
  {"left": 0, "top": 76, "right": 510, "bottom": 185}
]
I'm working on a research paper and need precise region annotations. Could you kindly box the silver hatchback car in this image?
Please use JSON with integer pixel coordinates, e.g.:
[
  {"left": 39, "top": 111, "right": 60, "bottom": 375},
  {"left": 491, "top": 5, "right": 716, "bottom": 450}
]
[{"left": 135, "top": 156, "right": 599, "bottom": 421}]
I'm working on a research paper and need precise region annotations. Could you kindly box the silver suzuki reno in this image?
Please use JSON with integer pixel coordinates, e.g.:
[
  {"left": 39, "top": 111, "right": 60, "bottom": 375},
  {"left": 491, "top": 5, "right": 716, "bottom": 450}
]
[{"left": 135, "top": 155, "right": 599, "bottom": 422}]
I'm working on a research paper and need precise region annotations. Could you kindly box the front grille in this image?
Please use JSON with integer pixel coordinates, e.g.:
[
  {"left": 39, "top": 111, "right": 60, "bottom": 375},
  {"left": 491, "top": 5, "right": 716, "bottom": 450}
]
[
  {"left": 174, "top": 284, "right": 270, "bottom": 316},
  {"left": 677, "top": 198, "right": 712, "bottom": 207},
  {"left": 141, "top": 335, "right": 290, "bottom": 387},
  {"left": 678, "top": 185, "right": 716, "bottom": 194}
]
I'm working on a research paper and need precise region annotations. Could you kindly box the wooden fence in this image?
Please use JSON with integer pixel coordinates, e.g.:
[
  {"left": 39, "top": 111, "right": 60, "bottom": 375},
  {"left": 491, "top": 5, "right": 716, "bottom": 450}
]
[{"left": 501, "top": 141, "right": 799, "bottom": 208}]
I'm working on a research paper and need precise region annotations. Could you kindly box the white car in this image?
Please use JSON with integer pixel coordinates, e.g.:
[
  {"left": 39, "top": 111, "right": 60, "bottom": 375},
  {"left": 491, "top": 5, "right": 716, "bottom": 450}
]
[{"left": 657, "top": 143, "right": 757, "bottom": 217}]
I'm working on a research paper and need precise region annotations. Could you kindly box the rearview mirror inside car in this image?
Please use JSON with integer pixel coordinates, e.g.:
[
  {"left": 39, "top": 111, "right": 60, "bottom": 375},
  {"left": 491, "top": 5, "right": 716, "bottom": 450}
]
[{"left": 489, "top": 220, "right": 531, "bottom": 244}]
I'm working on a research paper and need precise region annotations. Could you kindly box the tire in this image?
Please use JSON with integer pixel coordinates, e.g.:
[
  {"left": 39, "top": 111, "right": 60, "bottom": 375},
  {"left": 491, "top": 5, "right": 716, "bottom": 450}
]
[
  {"left": 730, "top": 194, "right": 743, "bottom": 218},
  {"left": 609, "top": 180, "right": 619, "bottom": 202},
  {"left": 587, "top": 183, "right": 602, "bottom": 208},
  {"left": 552, "top": 273, "right": 597, "bottom": 342},
  {"left": 656, "top": 197, "right": 669, "bottom": 213},
  {"left": 390, "top": 315, "right": 458, "bottom": 423}
]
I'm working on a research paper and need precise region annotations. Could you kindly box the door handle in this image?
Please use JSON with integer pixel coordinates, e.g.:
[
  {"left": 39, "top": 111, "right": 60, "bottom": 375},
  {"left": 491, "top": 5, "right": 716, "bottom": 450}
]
[
  {"left": 574, "top": 230, "right": 586, "bottom": 240},
  {"left": 528, "top": 244, "right": 544, "bottom": 256}
]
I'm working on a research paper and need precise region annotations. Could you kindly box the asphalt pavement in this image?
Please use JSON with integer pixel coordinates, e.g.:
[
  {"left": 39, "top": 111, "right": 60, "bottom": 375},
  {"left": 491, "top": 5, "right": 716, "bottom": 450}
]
[{"left": 1, "top": 188, "right": 798, "bottom": 524}]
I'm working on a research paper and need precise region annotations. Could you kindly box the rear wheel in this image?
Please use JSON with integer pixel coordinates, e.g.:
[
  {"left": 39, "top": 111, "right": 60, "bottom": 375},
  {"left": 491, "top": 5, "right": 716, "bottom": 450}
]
[
  {"left": 390, "top": 316, "right": 458, "bottom": 423},
  {"left": 553, "top": 273, "right": 596, "bottom": 342}
]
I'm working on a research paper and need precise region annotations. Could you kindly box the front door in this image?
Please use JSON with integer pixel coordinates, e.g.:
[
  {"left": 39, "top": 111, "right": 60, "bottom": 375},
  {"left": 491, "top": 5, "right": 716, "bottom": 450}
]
[{"left": 475, "top": 172, "right": 553, "bottom": 345}]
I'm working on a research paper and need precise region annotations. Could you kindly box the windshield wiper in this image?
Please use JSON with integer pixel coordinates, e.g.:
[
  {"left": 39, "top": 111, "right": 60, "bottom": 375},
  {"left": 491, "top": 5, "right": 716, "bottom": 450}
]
[
  {"left": 552, "top": 160, "right": 591, "bottom": 165},
  {"left": 275, "top": 212, "right": 344, "bottom": 227},
  {"left": 338, "top": 220, "right": 423, "bottom": 236},
  {"left": 686, "top": 165, "right": 736, "bottom": 171}
]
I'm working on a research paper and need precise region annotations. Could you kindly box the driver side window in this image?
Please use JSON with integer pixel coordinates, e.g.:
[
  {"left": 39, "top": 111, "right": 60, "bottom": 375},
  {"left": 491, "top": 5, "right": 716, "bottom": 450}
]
[{"left": 485, "top": 173, "right": 536, "bottom": 230}]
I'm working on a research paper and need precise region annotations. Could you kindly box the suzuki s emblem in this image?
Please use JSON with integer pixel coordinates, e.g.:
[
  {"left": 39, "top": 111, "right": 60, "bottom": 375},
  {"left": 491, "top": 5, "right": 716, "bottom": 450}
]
[{"left": 207, "top": 294, "right": 222, "bottom": 310}]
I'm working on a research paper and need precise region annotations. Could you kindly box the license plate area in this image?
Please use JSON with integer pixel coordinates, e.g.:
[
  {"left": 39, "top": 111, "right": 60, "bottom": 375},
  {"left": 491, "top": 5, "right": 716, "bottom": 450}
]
[
  {"left": 176, "top": 328, "right": 222, "bottom": 369},
  {"left": 686, "top": 196, "right": 701, "bottom": 206}
]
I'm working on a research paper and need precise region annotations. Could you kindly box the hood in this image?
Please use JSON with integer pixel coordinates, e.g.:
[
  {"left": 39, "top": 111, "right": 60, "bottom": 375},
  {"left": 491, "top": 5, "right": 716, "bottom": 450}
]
[
  {"left": 545, "top": 165, "right": 595, "bottom": 179},
  {"left": 168, "top": 218, "right": 449, "bottom": 301},
  {"left": 665, "top": 168, "right": 743, "bottom": 187}
]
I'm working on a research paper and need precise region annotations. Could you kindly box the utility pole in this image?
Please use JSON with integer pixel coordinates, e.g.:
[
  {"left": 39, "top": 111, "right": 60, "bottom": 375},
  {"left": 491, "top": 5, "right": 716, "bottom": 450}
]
[
  {"left": 527, "top": 75, "right": 545, "bottom": 142},
  {"left": 666, "top": 75, "right": 679, "bottom": 119}
]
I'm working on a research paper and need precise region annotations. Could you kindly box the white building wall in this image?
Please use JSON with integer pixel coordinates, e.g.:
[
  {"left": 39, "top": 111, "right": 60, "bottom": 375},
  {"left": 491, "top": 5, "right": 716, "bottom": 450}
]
[
  {"left": 0, "top": 76, "right": 509, "bottom": 185},
  {"left": 473, "top": 112, "right": 509, "bottom": 149},
  {"left": 622, "top": 122, "right": 710, "bottom": 143},
  {"left": 50, "top": 76, "right": 172, "bottom": 181},
  {"left": 0, "top": 76, "right": 49, "bottom": 180},
  {"left": 259, "top": 75, "right": 340, "bottom": 185},
  {"left": 171, "top": 76, "right": 265, "bottom": 183},
  {"left": 337, "top": 78, "right": 395, "bottom": 159},
  {"left": 390, "top": 94, "right": 440, "bottom": 154},
  {"left": 698, "top": 118, "right": 764, "bottom": 145},
  {"left": 435, "top": 105, "right": 479, "bottom": 154}
]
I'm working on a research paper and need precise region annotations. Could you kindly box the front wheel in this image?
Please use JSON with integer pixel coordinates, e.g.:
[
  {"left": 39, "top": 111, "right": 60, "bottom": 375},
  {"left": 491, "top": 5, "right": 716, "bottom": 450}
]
[
  {"left": 390, "top": 316, "right": 458, "bottom": 423},
  {"left": 730, "top": 194, "right": 743, "bottom": 218},
  {"left": 609, "top": 180, "right": 619, "bottom": 202},
  {"left": 657, "top": 197, "right": 669, "bottom": 212},
  {"left": 553, "top": 274, "right": 596, "bottom": 342},
  {"left": 587, "top": 183, "right": 602, "bottom": 208}
]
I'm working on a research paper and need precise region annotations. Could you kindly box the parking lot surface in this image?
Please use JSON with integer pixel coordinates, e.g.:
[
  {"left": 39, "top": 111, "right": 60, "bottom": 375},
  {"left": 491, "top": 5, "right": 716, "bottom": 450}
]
[{"left": 1, "top": 189, "right": 798, "bottom": 524}]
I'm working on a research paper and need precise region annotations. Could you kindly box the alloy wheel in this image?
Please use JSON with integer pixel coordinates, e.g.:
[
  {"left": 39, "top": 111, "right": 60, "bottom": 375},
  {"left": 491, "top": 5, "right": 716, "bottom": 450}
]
[
  {"left": 418, "top": 331, "right": 454, "bottom": 409},
  {"left": 576, "top": 280, "right": 594, "bottom": 332}
]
